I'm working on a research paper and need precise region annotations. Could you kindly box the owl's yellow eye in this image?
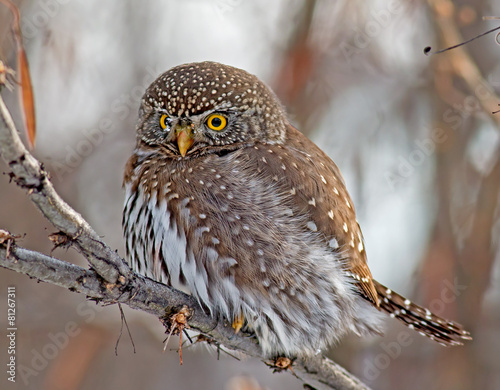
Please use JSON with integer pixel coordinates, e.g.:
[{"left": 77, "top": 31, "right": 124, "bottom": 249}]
[
  {"left": 206, "top": 114, "right": 227, "bottom": 131},
  {"left": 160, "top": 114, "right": 169, "bottom": 129}
]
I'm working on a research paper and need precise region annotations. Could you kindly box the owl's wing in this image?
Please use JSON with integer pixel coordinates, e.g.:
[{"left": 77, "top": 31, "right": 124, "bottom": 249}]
[{"left": 258, "top": 125, "right": 380, "bottom": 306}]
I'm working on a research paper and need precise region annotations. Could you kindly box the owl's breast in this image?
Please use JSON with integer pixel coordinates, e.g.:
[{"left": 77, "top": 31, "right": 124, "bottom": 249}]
[{"left": 123, "top": 146, "right": 349, "bottom": 319}]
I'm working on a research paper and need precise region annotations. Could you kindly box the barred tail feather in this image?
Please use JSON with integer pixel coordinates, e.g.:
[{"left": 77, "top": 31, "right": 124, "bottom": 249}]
[{"left": 373, "top": 280, "right": 472, "bottom": 346}]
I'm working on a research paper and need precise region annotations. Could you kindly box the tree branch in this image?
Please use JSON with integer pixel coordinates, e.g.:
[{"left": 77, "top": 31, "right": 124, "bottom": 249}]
[
  {"left": 0, "top": 90, "right": 371, "bottom": 390},
  {"left": 0, "top": 243, "right": 261, "bottom": 355},
  {"left": 0, "top": 91, "right": 129, "bottom": 284}
]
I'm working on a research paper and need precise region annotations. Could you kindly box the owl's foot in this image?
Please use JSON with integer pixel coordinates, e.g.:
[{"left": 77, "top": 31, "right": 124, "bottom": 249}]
[
  {"left": 266, "top": 356, "right": 296, "bottom": 375},
  {"left": 232, "top": 313, "right": 245, "bottom": 333},
  {"left": 161, "top": 306, "right": 191, "bottom": 365}
]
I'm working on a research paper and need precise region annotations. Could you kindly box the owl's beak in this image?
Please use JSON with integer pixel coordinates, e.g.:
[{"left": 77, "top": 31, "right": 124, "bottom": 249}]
[{"left": 175, "top": 124, "right": 195, "bottom": 157}]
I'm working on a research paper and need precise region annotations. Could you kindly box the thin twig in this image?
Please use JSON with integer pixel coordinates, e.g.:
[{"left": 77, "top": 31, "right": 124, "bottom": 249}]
[{"left": 116, "top": 303, "right": 136, "bottom": 355}]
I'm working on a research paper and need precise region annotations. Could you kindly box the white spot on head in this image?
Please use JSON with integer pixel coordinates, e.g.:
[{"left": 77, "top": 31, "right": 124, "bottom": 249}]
[
  {"left": 328, "top": 210, "right": 334, "bottom": 220},
  {"left": 343, "top": 223, "right": 348, "bottom": 232},
  {"left": 308, "top": 198, "right": 316, "bottom": 207},
  {"left": 320, "top": 175, "right": 327, "bottom": 184}
]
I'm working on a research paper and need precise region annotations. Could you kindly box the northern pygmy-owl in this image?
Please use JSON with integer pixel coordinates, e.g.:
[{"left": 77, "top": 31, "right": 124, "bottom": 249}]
[{"left": 123, "top": 62, "right": 470, "bottom": 356}]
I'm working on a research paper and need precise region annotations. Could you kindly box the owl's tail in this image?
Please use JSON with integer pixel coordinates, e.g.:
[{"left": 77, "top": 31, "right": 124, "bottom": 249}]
[{"left": 373, "top": 280, "right": 472, "bottom": 346}]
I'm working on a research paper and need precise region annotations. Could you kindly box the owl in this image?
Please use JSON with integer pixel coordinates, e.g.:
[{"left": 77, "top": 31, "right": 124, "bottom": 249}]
[{"left": 123, "top": 61, "right": 470, "bottom": 357}]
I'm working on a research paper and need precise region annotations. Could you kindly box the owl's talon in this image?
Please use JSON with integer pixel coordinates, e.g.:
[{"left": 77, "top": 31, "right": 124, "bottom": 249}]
[{"left": 232, "top": 313, "right": 244, "bottom": 333}]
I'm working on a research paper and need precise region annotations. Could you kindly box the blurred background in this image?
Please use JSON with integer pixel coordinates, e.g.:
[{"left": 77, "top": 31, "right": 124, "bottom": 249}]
[{"left": 1, "top": 0, "right": 499, "bottom": 389}]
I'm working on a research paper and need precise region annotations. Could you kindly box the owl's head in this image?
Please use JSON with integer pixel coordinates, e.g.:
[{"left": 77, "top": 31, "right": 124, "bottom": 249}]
[{"left": 136, "top": 62, "right": 288, "bottom": 157}]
